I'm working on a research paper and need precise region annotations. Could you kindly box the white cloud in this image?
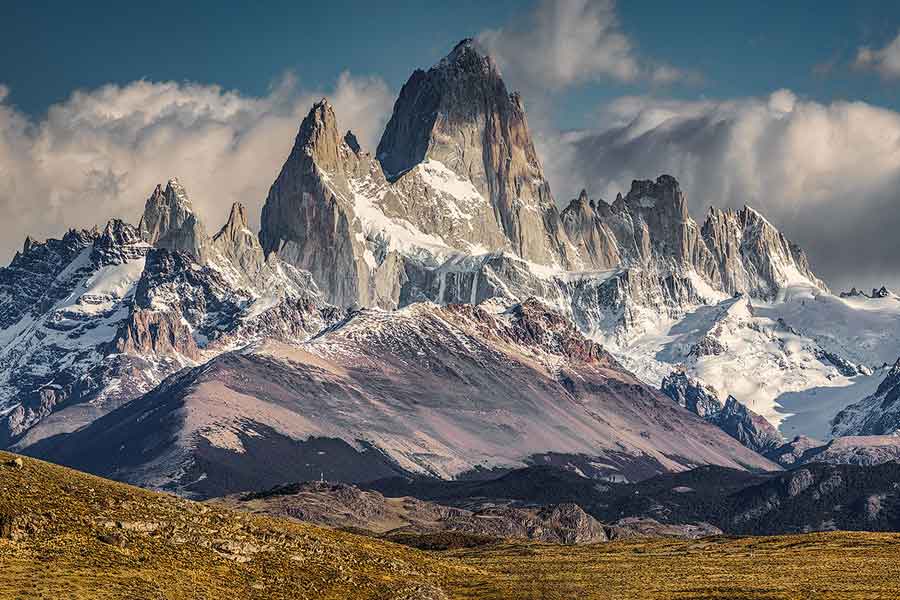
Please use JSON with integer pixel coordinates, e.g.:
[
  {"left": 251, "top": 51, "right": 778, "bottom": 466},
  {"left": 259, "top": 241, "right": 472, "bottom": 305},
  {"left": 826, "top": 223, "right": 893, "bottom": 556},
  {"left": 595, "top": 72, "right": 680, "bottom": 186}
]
[
  {"left": 855, "top": 30, "right": 900, "bottom": 79},
  {"left": 0, "top": 72, "right": 393, "bottom": 263},
  {"left": 547, "top": 91, "right": 900, "bottom": 291},
  {"left": 476, "top": 0, "right": 688, "bottom": 91}
]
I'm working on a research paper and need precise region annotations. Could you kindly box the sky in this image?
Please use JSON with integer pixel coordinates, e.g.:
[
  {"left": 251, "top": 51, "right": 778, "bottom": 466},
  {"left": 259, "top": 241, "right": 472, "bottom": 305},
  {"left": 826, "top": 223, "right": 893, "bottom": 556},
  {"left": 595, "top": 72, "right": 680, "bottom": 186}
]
[{"left": 1, "top": 0, "right": 900, "bottom": 290}]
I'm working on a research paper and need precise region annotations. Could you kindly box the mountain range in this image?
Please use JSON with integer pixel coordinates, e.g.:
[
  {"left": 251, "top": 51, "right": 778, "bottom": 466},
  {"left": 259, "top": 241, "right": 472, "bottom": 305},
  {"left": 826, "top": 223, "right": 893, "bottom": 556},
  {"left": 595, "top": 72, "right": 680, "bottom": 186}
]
[{"left": 3, "top": 39, "right": 900, "bottom": 500}]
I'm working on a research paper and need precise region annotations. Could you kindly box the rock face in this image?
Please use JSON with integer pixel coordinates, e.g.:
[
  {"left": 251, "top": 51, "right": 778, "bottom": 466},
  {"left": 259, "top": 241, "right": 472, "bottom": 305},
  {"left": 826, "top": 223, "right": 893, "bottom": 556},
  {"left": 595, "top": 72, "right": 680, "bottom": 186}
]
[
  {"left": 560, "top": 190, "right": 620, "bottom": 269},
  {"left": 792, "top": 436, "right": 900, "bottom": 466},
  {"left": 765, "top": 436, "right": 824, "bottom": 466},
  {"left": 711, "top": 396, "right": 784, "bottom": 454},
  {"left": 660, "top": 371, "right": 723, "bottom": 419},
  {"left": 260, "top": 40, "right": 577, "bottom": 309},
  {"left": 701, "top": 206, "right": 824, "bottom": 298},
  {"left": 259, "top": 99, "right": 384, "bottom": 308},
  {"left": 832, "top": 359, "right": 900, "bottom": 436}
]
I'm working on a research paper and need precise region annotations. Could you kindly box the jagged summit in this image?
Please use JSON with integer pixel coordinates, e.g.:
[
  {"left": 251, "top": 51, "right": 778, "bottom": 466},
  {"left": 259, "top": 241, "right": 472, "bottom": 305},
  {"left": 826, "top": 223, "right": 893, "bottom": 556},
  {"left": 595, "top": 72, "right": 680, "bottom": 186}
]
[
  {"left": 138, "top": 179, "right": 207, "bottom": 262},
  {"left": 438, "top": 37, "right": 497, "bottom": 74},
  {"left": 376, "top": 37, "right": 525, "bottom": 181},
  {"left": 213, "top": 203, "right": 251, "bottom": 244}
]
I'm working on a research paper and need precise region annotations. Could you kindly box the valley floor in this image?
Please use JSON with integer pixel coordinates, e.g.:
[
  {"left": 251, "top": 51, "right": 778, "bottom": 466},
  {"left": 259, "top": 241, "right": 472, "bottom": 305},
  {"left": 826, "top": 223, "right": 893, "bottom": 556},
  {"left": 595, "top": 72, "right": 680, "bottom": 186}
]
[{"left": 2, "top": 451, "right": 899, "bottom": 600}]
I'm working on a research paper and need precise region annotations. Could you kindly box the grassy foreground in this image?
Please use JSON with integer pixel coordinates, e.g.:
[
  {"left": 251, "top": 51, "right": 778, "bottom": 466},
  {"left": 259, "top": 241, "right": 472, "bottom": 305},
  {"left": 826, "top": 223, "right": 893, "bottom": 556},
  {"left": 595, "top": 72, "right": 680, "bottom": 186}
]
[{"left": 2, "top": 451, "right": 900, "bottom": 600}]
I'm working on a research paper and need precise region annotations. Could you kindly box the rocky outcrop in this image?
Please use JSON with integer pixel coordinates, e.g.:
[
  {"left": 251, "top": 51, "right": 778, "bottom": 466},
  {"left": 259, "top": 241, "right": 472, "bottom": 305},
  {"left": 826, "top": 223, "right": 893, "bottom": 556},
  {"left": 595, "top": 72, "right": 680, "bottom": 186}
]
[
  {"left": 0, "top": 228, "right": 97, "bottom": 330},
  {"left": 260, "top": 41, "right": 582, "bottom": 309},
  {"left": 702, "top": 206, "right": 825, "bottom": 297},
  {"left": 660, "top": 371, "right": 723, "bottom": 419},
  {"left": 113, "top": 306, "right": 200, "bottom": 360},
  {"left": 1, "top": 180, "right": 330, "bottom": 447},
  {"left": 765, "top": 435, "right": 823, "bottom": 466},
  {"left": 604, "top": 517, "right": 721, "bottom": 540},
  {"left": 615, "top": 176, "right": 718, "bottom": 279},
  {"left": 840, "top": 287, "right": 866, "bottom": 298},
  {"left": 794, "top": 436, "right": 900, "bottom": 467},
  {"left": 259, "top": 98, "right": 395, "bottom": 308},
  {"left": 218, "top": 481, "right": 608, "bottom": 544},
  {"left": 711, "top": 396, "right": 784, "bottom": 454},
  {"left": 560, "top": 190, "right": 621, "bottom": 269},
  {"left": 138, "top": 179, "right": 208, "bottom": 262}
]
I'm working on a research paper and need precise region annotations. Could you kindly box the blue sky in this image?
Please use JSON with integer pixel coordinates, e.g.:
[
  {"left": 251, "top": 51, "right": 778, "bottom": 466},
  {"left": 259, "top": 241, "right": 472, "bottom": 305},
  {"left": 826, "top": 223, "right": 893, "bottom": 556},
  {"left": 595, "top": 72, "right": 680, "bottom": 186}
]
[
  {"left": 1, "top": 0, "right": 900, "bottom": 289},
  {"left": 3, "top": 0, "right": 899, "bottom": 126}
]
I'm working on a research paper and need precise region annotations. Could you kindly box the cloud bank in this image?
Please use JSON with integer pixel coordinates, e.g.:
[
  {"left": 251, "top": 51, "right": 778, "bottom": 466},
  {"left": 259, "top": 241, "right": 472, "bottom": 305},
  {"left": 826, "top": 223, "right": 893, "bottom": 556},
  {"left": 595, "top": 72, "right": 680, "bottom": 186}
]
[
  {"left": 544, "top": 90, "right": 900, "bottom": 291},
  {"left": 0, "top": 72, "right": 393, "bottom": 263}
]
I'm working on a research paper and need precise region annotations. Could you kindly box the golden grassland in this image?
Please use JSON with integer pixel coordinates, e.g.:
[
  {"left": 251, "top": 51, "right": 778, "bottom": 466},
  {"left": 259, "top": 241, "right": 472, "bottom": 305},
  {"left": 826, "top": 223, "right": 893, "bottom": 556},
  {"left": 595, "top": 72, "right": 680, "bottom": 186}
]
[{"left": 2, "top": 450, "right": 900, "bottom": 600}]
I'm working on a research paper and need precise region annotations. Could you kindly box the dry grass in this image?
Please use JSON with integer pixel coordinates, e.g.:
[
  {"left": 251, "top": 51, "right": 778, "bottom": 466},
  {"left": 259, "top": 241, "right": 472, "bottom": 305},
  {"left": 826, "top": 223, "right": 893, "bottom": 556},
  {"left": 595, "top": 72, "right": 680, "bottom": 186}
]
[
  {"left": 3, "top": 451, "right": 900, "bottom": 599},
  {"left": 442, "top": 533, "right": 900, "bottom": 599}
]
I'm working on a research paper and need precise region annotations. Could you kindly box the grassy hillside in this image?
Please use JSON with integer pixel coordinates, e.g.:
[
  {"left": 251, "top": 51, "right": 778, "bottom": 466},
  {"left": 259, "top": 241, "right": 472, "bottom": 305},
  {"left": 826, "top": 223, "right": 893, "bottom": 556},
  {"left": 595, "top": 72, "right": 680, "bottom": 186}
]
[
  {"left": 3, "top": 450, "right": 900, "bottom": 599},
  {"left": 0, "top": 450, "right": 463, "bottom": 599}
]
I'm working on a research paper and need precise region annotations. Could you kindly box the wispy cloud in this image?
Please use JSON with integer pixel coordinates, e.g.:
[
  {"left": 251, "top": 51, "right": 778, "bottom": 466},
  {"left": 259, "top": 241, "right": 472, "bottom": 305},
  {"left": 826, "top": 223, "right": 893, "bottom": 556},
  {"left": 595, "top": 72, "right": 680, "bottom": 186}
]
[
  {"left": 476, "top": 0, "right": 692, "bottom": 91},
  {"left": 854, "top": 30, "right": 900, "bottom": 79}
]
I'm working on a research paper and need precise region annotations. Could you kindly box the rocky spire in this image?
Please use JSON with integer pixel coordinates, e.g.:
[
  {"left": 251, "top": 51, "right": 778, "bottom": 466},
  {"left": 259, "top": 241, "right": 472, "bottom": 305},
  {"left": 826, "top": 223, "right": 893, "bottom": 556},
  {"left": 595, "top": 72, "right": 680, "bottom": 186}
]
[
  {"left": 138, "top": 178, "right": 208, "bottom": 262},
  {"left": 560, "top": 190, "right": 620, "bottom": 269},
  {"left": 375, "top": 38, "right": 575, "bottom": 267},
  {"left": 260, "top": 100, "right": 375, "bottom": 307},
  {"left": 215, "top": 203, "right": 251, "bottom": 244},
  {"left": 212, "top": 202, "right": 261, "bottom": 263},
  {"left": 343, "top": 130, "right": 361, "bottom": 154}
]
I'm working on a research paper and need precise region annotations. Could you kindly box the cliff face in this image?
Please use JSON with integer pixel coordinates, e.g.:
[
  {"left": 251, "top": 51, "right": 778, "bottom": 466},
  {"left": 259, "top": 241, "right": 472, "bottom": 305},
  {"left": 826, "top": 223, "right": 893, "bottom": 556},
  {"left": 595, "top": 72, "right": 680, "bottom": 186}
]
[
  {"left": 560, "top": 190, "right": 621, "bottom": 270},
  {"left": 260, "top": 41, "right": 581, "bottom": 309}
]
